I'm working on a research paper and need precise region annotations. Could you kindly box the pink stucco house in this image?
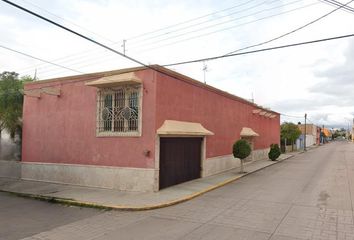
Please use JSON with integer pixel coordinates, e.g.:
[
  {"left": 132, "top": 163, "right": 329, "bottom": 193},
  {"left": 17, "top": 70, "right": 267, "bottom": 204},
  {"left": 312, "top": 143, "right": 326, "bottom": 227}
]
[{"left": 22, "top": 65, "right": 280, "bottom": 192}]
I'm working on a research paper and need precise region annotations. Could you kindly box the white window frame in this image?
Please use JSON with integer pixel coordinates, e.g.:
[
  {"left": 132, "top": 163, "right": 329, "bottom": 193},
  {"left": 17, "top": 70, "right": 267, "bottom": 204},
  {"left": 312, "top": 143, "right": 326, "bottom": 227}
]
[{"left": 96, "top": 84, "right": 142, "bottom": 137}]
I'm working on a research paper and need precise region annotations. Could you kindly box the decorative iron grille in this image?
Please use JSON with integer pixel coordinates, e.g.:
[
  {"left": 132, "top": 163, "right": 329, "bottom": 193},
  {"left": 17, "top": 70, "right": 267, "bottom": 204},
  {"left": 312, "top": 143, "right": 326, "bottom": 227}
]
[{"left": 97, "top": 85, "right": 140, "bottom": 135}]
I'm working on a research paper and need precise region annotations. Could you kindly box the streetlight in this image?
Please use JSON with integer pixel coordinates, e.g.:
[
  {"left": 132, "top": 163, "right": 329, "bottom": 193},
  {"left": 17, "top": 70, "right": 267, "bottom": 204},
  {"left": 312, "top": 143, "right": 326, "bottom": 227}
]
[{"left": 344, "top": 117, "right": 353, "bottom": 141}]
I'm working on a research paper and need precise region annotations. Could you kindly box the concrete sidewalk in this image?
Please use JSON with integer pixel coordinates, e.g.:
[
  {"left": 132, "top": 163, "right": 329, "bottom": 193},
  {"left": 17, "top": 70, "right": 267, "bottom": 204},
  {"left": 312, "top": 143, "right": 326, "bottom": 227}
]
[{"left": 0, "top": 153, "right": 296, "bottom": 211}]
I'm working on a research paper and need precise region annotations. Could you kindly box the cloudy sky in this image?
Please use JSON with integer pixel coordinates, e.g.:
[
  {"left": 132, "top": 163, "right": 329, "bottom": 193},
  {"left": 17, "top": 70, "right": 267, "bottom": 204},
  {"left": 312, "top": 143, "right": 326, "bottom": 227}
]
[{"left": 0, "top": 0, "right": 353, "bottom": 129}]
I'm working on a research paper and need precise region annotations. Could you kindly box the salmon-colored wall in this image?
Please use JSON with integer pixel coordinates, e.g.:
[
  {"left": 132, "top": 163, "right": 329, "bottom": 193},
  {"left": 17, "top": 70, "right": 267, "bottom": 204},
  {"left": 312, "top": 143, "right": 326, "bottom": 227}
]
[
  {"left": 22, "top": 70, "right": 157, "bottom": 168},
  {"left": 23, "top": 67, "right": 280, "bottom": 168},
  {"left": 155, "top": 72, "right": 280, "bottom": 158}
]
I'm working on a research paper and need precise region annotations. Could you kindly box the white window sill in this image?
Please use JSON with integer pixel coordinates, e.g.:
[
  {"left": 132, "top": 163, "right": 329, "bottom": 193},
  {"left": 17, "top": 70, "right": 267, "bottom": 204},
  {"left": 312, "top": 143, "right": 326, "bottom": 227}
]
[{"left": 96, "top": 131, "right": 141, "bottom": 137}]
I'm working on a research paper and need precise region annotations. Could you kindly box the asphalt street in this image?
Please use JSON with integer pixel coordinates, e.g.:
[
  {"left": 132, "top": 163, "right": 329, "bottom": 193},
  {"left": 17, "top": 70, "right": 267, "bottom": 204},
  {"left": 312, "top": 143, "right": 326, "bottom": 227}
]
[{"left": 1, "top": 141, "right": 354, "bottom": 240}]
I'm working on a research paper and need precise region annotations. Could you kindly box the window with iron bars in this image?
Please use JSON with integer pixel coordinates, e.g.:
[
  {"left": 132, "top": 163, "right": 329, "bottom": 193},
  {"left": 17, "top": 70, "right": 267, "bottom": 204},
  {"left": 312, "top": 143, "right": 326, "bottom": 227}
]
[{"left": 97, "top": 85, "right": 141, "bottom": 136}]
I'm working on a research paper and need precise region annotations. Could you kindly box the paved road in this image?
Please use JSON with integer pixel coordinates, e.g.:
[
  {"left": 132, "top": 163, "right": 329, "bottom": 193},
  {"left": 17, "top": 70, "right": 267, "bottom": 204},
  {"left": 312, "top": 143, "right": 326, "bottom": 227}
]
[
  {"left": 0, "top": 192, "right": 101, "bottom": 240},
  {"left": 1, "top": 141, "right": 354, "bottom": 240}
]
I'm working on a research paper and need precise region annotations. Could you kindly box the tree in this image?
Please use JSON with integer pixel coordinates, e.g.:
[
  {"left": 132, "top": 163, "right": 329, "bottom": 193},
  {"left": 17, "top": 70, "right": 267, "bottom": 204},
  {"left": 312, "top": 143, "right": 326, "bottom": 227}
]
[
  {"left": 281, "top": 122, "right": 301, "bottom": 151},
  {"left": 233, "top": 139, "right": 251, "bottom": 173},
  {"left": 268, "top": 144, "right": 281, "bottom": 161},
  {"left": 0, "top": 71, "right": 33, "bottom": 139}
]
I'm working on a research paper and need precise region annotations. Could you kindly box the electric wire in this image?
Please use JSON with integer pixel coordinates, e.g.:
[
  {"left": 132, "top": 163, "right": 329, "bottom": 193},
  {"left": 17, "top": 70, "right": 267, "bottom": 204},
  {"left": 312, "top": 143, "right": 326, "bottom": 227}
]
[
  {"left": 126, "top": 0, "right": 261, "bottom": 41},
  {"left": 224, "top": 0, "right": 353, "bottom": 55},
  {"left": 0, "top": 44, "right": 84, "bottom": 74},
  {"left": 14, "top": 0, "right": 312, "bottom": 75},
  {"left": 129, "top": 2, "right": 319, "bottom": 54},
  {"left": 4, "top": 0, "right": 353, "bottom": 83},
  {"left": 1, "top": 1, "right": 352, "bottom": 127},
  {"left": 12, "top": 0, "right": 317, "bottom": 76},
  {"left": 128, "top": 0, "right": 281, "bottom": 47},
  {"left": 0, "top": 0, "right": 179, "bottom": 80},
  {"left": 19, "top": 49, "right": 117, "bottom": 76},
  {"left": 15, "top": 0, "right": 266, "bottom": 73},
  {"left": 319, "top": 0, "right": 354, "bottom": 14},
  {"left": 14, "top": 0, "right": 288, "bottom": 74},
  {"left": 19, "top": 0, "right": 117, "bottom": 44},
  {"left": 130, "top": 0, "right": 311, "bottom": 50},
  {"left": 162, "top": 33, "right": 354, "bottom": 67},
  {"left": 280, "top": 113, "right": 304, "bottom": 119}
]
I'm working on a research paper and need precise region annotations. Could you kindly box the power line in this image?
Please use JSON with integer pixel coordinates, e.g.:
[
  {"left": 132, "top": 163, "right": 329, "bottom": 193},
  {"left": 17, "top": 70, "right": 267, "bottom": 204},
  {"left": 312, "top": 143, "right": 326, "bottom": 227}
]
[
  {"left": 0, "top": 44, "right": 83, "bottom": 74},
  {"left": 128, "top": 0, "right": 280, "bottom": 47},
  {"left": 13, "top": 0, "right": 264, "bottom": 73},
  {"left": 18, "top": 49, "right": 116, "bottom": 76},
  {"left": 0, "top": 0, "right": 175, "bottom": 79},
  {"left": 162, "top": 33, "right": 354, "bottom": 67},
  {"left": 281, "top": 113, "right": 304, "bottom": 119},
  {"left": 14, "top": 0, "right": 296, "bottom": 74},
  {"left": 319, "top": 0, "right": 354, "bottom": 14},
  {"left": 19, "top": 0, "right": 117, "bottom": 44},
  {"left": 129, "top": 2, "right": 318, "bottom": 54},
  {"left": 130, "top": 0, "right": 307, "bottom": 50},
  {"left": 224, "top": 0, "right": 353, "bottom": 55},
  {"left": 15, "top": 46, "right": 106, "bottom": 74},
  {"left": 11, "top": 0, "right": 316, "bottom": 76},
  {"left": 126, "top": 0, "right": 260, "bottom": 41},
  {"left": 306, "top": 117, "right": 320, "bottom": 126}
]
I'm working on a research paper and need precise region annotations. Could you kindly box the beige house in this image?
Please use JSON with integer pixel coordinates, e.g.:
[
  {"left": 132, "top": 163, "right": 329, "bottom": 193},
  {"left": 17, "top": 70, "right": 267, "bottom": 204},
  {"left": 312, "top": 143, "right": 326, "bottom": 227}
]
[{"left": 297, "top": 124, "right": 320, "bottom": 148}]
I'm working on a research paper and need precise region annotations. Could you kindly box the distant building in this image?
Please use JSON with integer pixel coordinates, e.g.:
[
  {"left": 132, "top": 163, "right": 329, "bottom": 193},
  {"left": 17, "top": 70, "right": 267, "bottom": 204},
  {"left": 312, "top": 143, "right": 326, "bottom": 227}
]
[
  {"left": 321, "top": 128, "right": 332, "bottom": 143},
  {"left": 296, "top": 124, "right": 320, "bottom": 149}
]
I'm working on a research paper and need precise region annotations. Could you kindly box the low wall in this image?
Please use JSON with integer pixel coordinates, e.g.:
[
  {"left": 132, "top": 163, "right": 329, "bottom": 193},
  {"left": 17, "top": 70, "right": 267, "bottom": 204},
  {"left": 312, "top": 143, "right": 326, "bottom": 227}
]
[
  {"left": 203, "top": 148, "right": 269, "bottom": 177},
  {"left": 0, "top": 160, "right": 21, "bottom": 179}
]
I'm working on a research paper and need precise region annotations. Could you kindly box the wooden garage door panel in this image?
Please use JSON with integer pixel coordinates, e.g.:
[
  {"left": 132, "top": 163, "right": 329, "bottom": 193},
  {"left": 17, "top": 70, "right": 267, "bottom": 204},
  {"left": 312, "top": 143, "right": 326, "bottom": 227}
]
[{"left": 159, "top": 137, "right": 202, "bottom": 189}]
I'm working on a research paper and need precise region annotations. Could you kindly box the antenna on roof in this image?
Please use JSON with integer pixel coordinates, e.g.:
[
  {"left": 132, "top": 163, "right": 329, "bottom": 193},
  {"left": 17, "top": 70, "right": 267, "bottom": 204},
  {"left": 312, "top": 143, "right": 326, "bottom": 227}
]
[
  {"left": 202, "top": 61, "right": 208, "bottom": 84},
  {"left": 33, "top": 68, "right": 37, "bottom": 80},
  {"left": 121, "top": 39, "right": 127, "bottom": 55}
]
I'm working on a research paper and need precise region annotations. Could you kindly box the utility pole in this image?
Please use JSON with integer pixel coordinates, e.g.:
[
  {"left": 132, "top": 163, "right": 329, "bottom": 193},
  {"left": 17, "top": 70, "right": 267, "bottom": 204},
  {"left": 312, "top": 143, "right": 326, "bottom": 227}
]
[
  {"left": 121, "top": 39, "right": 126, "bottom": 55},
  {"left": 304, "top": 113, "right": 307, "bottom": 151}
]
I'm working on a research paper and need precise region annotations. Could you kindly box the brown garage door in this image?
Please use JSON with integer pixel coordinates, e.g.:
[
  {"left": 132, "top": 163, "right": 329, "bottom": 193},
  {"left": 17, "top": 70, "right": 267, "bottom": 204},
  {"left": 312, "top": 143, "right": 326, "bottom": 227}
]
[{"left": 159, "top": 137, "right": 202, "bottom": 189}]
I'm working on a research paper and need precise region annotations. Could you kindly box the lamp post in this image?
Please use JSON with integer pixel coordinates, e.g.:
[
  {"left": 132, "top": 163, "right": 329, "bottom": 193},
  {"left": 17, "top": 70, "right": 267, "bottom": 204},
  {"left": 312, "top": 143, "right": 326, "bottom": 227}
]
[
  {"left": 304, "top": 113, "right": 307, "bottom": 151},
  {"left": 344, "top": 117, "right": 353, "bottom": 141}
]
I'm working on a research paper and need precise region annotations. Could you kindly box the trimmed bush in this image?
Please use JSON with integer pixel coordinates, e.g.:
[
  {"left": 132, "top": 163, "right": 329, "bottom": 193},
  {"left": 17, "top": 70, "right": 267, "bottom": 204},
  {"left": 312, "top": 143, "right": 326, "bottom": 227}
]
[
  {"left": 268, "top": 144, "right": 281, "bottom": 161},
  {"left": 233, "top": 139, "right": 251, "bottom": 173}
]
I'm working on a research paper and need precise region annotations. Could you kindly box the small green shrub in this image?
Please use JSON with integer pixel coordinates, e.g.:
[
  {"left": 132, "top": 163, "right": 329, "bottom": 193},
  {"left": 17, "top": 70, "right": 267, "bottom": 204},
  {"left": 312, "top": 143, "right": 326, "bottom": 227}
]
[
  {"left": 233, "top": 139, "right": 251, "bottom": 160},
  {"left": 233, "top": 139, "right": 251, "bottom": 173},
  {"left": 268, "top": 144, "right": 281, "bottom": 161}
]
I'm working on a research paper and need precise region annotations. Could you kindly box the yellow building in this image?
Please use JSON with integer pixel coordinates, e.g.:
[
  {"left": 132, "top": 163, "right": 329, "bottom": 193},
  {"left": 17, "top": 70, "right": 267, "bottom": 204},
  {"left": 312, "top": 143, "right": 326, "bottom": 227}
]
[{"left": 323, "top": 128, "right": 332, "bottom": 138}]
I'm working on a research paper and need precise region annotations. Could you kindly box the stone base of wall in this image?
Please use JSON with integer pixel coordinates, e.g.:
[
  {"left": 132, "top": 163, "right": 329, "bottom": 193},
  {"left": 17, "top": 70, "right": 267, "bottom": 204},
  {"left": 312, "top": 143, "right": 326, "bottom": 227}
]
[
  {"left": 252, "top": 148, "right": 270, "bottom": 161},
  {"left": 19, "top": 148, "right": 270, "bottom": 192},
  {"left": 0, "top": 160, "right": 21, "bottom": 179},
  {"left": 203, "top": 148, "right": 270, "bottom": 177},
  {"left": 21, "top": 162, "right": 156, "bottom": 192},
  {"left": 202, "top": 154, "right": 238, "bottom": 177}
]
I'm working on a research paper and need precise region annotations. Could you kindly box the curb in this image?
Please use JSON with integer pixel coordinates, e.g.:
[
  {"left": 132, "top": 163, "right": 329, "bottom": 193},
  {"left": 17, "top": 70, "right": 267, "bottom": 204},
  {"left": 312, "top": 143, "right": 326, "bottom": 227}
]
[{"left": 1, "top": 155, "right": 294, "bottom": 211}]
